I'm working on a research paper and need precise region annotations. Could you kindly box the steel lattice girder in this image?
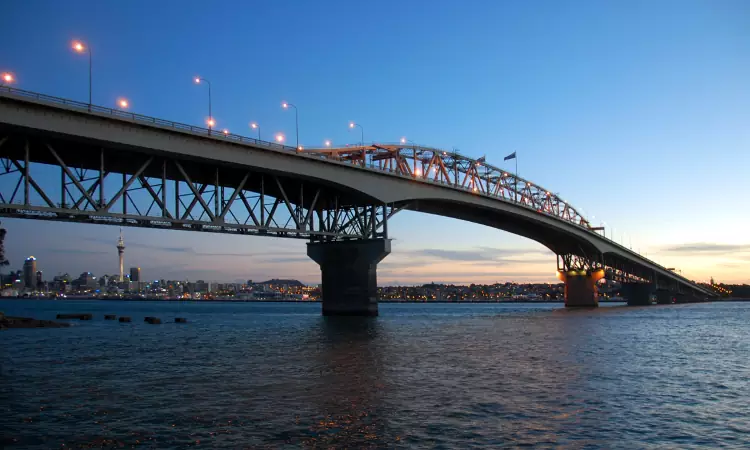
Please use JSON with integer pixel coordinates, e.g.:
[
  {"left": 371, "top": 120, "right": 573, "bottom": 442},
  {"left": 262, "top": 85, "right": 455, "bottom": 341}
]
[
  {"left": 0, "top": 135, "right": 393, "bottom": 240},
  {"left": 302, "top": 143, "right": 591, "bottom": 229}
]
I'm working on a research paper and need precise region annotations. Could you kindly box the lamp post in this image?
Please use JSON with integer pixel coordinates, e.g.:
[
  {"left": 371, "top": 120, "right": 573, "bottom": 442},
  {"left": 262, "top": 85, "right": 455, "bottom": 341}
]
[
  {"left": 117, "top": 98, "right": 129, "bottom": 110},
  {"left": 250, "top": 122, "right": 260, "bottom": 141},
  {"left": 194, "top": 76, "right": 212, "bottom": 134},
  {"left": 349, "top": 122, "right": 364, "bottom": 146},
  {"left": 281, "top": 102, "right": 299, "bottom": 150},
  {"left": 275, "top": 133, "right": 285, "bottom": 145},
  {"left": 72, "top": 41, "right": 92, "bottom": 110},
  {"left": 324, "top": 140, "right": 331, "bottom": 148}
]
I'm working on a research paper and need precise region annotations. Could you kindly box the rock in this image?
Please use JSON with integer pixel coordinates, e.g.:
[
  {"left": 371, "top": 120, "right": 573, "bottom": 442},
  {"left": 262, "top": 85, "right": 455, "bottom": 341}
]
[
  {"left": 104, "top": 314, "right": 116, "bottom": 320},
  {"left": 56, "top": 313, "right": 93, "bottom": 320},
  {"left": 175, "top": 317, "right": 187, "bottom": 323},
  {"left": 118, "top": 316, "right": 132, "bottom": 323},
  {"left": 1, "top": 316, "right": 70, "bottom": 329},
  {"left": 145, "top": 317, "right": 162, "bottom": 324}
]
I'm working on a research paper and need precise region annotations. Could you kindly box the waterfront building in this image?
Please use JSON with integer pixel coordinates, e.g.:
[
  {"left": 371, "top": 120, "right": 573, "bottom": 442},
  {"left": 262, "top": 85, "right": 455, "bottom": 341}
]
[
  {"left": 23, "top": 256, "right": 37, "bottom": 289},
  {"left": 130, "top": 267, "right": 140, "bottom": 282},
  {"left": 35, "top": 270, "right": 43, "bottom": 288}
]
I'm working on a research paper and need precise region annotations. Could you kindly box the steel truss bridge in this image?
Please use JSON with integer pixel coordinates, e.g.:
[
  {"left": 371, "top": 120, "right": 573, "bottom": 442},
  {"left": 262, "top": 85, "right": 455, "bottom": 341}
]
[{"left": 0, "top": 86, "right": 715, "bottom": 312}]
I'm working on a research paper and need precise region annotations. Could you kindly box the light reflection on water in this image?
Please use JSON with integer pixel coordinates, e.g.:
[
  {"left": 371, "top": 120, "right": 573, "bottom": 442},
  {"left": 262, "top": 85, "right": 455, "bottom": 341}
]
[{"left": 1, "top": 300, "right": 749, "bottom": 448}]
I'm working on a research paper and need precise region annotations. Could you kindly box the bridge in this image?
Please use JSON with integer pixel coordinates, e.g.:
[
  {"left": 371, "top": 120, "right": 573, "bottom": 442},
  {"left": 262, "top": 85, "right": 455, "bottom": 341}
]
[{"left": 0, "top": 86, "right": 715, "bottom": 315}]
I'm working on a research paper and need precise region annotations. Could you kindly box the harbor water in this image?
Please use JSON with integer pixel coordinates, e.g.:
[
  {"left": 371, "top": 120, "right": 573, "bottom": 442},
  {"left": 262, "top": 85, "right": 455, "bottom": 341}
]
[{"left": 1, "top": 300, "right": 748, "bottom": 448}]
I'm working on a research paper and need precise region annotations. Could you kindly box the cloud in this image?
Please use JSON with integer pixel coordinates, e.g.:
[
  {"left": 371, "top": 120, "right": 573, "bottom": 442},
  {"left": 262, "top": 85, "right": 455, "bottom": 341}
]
[
  {"left": 660, "top": 243, "right": 750, "bottom": 254},
  {"left": 408, "top": 247, "right": 552, "bottom": 263},
  {"left": 417, "top": 249, "right": 496, "bottom": 261},
  {"left": 48, "top": 249, "right": 109, "bottom": 255}
]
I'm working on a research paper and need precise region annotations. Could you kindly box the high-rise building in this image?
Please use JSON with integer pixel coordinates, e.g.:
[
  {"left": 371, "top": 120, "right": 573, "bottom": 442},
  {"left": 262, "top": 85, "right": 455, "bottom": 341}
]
[
  {"left": 36, "top": 270, "right": 43, "bottom": 288},
  {"left": 117, "top": 229, "right": 125, "bottom": 282},
  {"left": 130, "top": 267, "right": 140, "bottom": 282},
  {"left": 23, "top": 256, "right": 37, "bottom": 289}
]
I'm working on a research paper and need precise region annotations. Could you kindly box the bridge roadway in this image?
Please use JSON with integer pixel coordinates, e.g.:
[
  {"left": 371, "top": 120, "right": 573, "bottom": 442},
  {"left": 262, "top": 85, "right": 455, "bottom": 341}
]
[{"left": 0, "top": 87, "right": 715, "bottom": 315}]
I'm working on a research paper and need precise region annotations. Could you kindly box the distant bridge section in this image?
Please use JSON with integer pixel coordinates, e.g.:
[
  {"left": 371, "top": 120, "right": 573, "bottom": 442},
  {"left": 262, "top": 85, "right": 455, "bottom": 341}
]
[{"left": 0, "top": 86, "right": 715, "bottom": 315}]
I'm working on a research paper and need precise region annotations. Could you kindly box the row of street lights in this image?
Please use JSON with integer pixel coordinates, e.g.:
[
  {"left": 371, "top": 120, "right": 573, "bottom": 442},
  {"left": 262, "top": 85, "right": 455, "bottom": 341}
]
[{"left": 3, "top": 38, "right": 379, "bottom": 149}]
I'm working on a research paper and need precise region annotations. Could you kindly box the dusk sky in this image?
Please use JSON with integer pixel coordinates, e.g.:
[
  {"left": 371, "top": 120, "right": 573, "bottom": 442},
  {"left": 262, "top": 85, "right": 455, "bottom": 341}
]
[{"left": 1, "top": 0, "right": 748, "bottom": 285}]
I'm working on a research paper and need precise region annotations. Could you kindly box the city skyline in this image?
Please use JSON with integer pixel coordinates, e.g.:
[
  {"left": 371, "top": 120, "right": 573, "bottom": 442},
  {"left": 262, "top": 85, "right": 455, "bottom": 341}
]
[{"left": 1, "top": 1, "right": 748, "bottom": 284}]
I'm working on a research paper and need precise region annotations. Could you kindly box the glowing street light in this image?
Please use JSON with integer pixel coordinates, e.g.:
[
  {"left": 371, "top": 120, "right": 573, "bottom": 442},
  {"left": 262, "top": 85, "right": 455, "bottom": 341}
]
[
  {"left": 349, "top": 122, "right": 363, "bottom": 146},
  {"left": 275, "top": 133, "right": 285, "bottom": 143},
  {"left": 0, "top": 72, "right": 14, "bottom": 86},
  {"left": 250, "top": 122, "right": 260, "bottom": 140},
  {"left": 281, "top": 102, "right": 299, "bottom": 150},
  {"left": 324, "top": 140, "right": 331, "bottom": 147},
  {"left": 194, "top": 76, "right": 213, "bottom": 134},
  {"left": 222, "top": 129, "right": 230, "bottom": 136},
  {"left": 71, "top": 40, "right": 92, "bottom": 109},
  {"left": 117, "top": 98, "right": 129, "bottom": 109}
]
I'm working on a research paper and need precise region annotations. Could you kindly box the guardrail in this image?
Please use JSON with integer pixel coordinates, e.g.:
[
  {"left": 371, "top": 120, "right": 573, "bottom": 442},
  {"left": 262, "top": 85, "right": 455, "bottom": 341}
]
[{"left": 0, "top": 85, "right": 296, "bottom": 152}]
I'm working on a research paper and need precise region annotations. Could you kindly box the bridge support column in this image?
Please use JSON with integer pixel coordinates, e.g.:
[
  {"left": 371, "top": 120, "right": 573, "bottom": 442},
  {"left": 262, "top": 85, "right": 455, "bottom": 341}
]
[
  {"left": 675, "top": 292, "right": 703, "bottom": 304},
  {"left": 307, "top": 239, "right": 391, "bottom": 317},
  {"left": 656, "top": 290, "right": 674, "bottom": 305},
  {"left": 558, "top": 269, "right": 605, "bottom": 308},
  {"left": 621, "top": 283, "right": 654, "bottom": 306}
]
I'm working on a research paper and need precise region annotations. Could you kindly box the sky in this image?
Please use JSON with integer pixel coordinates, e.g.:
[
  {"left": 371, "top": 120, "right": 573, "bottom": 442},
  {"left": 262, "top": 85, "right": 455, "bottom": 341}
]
[{"left": 0, "top": 0, "right": 748, "bottom": 285}]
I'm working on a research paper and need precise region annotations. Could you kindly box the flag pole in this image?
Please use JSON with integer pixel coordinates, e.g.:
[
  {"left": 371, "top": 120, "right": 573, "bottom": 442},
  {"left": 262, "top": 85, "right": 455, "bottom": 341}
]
[{"left": 515, "top": 152, "right": 518, "bottom": 203}]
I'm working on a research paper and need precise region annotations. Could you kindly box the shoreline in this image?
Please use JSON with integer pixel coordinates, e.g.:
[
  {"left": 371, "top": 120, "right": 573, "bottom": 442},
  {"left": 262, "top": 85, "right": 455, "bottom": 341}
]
[{"left": 2, "top": 297, "right": 628, "bottom": 304}]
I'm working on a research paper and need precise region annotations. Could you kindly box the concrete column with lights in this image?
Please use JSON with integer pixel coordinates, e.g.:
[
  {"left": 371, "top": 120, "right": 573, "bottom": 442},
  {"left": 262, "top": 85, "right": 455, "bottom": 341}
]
[
  {"left": 307, "top": 239, "right": 391, "bottom": 316},
  {"left": 557, "top": 269, "right": 605, "bottom": 307},
  {"left": 621, "top": 282, "right": 654, "bottom": 306}
]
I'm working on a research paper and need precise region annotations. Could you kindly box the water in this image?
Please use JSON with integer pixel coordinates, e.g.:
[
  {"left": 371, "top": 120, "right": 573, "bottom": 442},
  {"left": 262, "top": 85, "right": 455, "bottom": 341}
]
[{"left": 1, "top": 300, "right": 748, "bottom": 449}]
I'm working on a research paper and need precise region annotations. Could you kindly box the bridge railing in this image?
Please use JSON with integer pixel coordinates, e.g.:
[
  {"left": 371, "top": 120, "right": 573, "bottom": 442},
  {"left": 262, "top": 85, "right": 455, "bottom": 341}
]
[{"left": 0, "top": 85, "right": 297, "bottom": 152}]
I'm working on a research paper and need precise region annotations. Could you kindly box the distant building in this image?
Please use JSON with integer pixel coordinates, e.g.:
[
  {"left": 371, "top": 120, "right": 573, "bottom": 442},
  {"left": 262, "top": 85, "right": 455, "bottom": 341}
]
[
  {"left": 23, "top": 256, "right": 37, "bottom": 289},
  {"left": 36, "top": 270, "right": 43, "bottom": 288},
  {"left": 130, "top": 267, "right": 140, "bottom": 282},
  {"left": 116, "top": 229, "right": 125, "bottom": 282}
]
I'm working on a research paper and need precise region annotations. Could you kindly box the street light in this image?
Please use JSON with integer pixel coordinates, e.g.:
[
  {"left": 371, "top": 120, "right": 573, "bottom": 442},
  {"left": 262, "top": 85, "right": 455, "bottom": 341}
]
[
  {"left": 324, "top": 140, "right": 331, "bottom": 147},
  {"left": 349, "top": 122, "right": 363, "bottom": 146},
  {"left": 275, "top": 133, "right": 285, "bottom": 144},
  {"left": 117, "top": 98, "right": 129, "bottom": 109},
  {"left": 71, "top": 40, "right": 92, "bottom": 110},
  {"left": 281, "top": 102, "right": 299, "bottom": 150},
  {"left": 0, "top": 72, "right": 14, "bottom": 86},
  {"left": 250, "top": 122, "right": 260, "bottom": 141},
  {"left": 194, "top": 76, "right": 212, "bottom": 134}
]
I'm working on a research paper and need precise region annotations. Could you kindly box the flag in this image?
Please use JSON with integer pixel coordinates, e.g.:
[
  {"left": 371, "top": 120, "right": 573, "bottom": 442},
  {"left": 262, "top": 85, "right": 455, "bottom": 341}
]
[
  {"left": 504, "top": 151, "right": 516, "bottom": 161},
  {"left": 477, "top": 155, "right": 486, "bottom": 163}
]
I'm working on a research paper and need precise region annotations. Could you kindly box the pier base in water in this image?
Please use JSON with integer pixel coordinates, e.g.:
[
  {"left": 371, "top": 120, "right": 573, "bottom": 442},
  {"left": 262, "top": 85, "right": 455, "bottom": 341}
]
[
  {"left": 558, "top": 270, "right": 605, "bottom": 308},
  {"left": 621, "top": 283, "right": 654, "bottom": 306},
  {"left": 307, "top": 239, "right": 391, "bottom": 316}
]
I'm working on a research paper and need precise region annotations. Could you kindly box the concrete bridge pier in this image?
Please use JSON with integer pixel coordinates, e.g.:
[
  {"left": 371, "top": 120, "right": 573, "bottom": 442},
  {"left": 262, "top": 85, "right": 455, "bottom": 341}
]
[
  {"left": 675, "top": 292, "right": 704, "bottom": 304},
  {"left": 307, "top": 239, "right": 391, "bottom": 317},
  {"left": 558, "top": 269, "right": 605, "bottom": 307},
  {"left": 655, "top": 290, "right": 674, "bottom": 305},
  {"left": 621, "top": 283, "right": 654, "bottom": 306}
]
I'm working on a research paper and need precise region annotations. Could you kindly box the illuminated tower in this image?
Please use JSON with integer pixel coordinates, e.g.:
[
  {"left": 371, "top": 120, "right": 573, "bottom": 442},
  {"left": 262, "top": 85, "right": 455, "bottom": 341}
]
[{"left": 117, "top": 229, "right": 125, "bottom": 282}]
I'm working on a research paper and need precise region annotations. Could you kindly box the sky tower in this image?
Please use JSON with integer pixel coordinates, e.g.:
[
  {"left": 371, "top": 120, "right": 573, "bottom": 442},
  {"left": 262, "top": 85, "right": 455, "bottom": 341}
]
[{"left": 117, "top": 228, "right": 125, "bottom": 282}]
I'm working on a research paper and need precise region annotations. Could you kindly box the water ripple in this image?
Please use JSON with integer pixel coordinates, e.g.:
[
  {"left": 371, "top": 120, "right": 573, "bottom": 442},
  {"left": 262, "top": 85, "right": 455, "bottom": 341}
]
[{"left": 1, "top": 300, "right": 749, "bottom": 448}]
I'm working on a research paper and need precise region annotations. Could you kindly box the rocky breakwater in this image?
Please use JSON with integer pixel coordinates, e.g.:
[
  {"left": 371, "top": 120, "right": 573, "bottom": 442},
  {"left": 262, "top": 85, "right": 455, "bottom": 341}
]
[{"left": 0, "top": 311, "right": 70, "bottom": 329}]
